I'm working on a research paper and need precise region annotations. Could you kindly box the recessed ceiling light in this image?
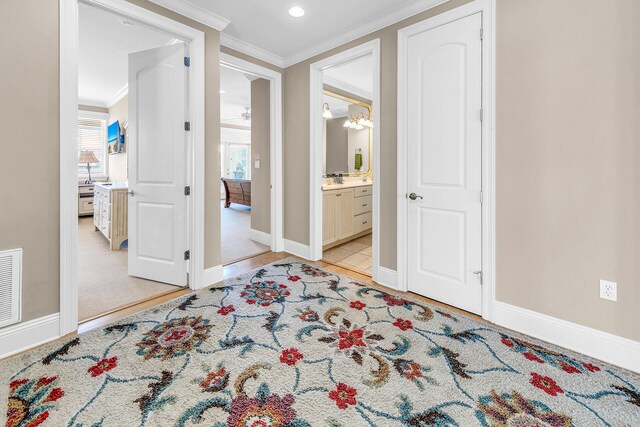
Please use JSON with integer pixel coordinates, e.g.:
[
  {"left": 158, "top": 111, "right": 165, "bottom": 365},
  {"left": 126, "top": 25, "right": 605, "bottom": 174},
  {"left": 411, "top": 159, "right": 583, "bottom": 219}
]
[
  {"left": 288, "top": 6, "right": 305, "bottom": 18},
  {"left": 119, "top": 19, "right": 134, "bottom": 26},
  {"left": 220, "top": 90, "right": 226, "bottom": 94}
]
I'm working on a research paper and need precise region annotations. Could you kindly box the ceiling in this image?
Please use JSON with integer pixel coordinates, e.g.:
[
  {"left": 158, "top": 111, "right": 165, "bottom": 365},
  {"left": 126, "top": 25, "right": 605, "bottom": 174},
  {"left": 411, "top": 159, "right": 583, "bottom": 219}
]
[
  {"left": 78, "top": 3, "right": 178, "bottom": 107},
  {"left": 178, "top": 0, "right": 439, "bottom": 66},
  {"left": 324, "top": 54, "right": 373, "bottom": 100},
  {"left": 220, "top": 65, "right": 253, "bottom": 126}
]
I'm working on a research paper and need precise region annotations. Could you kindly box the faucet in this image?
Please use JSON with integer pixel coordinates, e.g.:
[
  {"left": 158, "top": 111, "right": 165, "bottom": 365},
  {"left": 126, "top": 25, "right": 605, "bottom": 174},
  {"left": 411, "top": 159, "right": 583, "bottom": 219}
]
[{"left": 334, "top": 173, "right": 344, "bottom": 184}]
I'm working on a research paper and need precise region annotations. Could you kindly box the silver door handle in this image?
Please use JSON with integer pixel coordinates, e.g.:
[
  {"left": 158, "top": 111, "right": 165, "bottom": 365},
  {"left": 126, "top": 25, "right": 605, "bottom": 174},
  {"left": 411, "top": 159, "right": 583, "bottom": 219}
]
[
  {"left": 408, "top": 192, "right": 423, "bottom": 200},
  {"left": 127, "top": 190, "right": 135, "bottom": 197}
]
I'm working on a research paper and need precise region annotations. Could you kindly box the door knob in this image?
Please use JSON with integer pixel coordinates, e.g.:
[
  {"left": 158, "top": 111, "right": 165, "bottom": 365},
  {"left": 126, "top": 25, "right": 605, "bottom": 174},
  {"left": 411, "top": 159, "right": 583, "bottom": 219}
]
[
  {"left": 127, "top": 190, "right": 135, "bottom": 197},
  {"left": 408, "top": 192, "right": 423, "bottom": 200}
]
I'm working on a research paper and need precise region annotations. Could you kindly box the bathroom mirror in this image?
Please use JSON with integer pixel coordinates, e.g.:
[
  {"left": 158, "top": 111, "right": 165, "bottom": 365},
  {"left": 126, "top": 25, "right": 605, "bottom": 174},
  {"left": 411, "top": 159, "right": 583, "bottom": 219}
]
[{"left": 321, "top": 53, "right": 373, "bottom": 176}]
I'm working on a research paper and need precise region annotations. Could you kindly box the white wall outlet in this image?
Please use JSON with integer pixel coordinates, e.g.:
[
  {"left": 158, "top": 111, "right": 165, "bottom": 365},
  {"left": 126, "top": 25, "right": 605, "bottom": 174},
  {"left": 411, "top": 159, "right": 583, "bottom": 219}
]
[
  {"left": 254, "top": 160, "right": 261, "bottom": 169},
  {"left": 599, "top": 280, "right": 617, "bottom": 301}
]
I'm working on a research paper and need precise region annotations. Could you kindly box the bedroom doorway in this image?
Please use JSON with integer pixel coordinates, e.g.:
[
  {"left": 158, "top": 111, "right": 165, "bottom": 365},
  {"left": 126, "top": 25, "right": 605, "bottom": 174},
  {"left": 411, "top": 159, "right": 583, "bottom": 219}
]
[
  {"left": 219, "top": 53, "right": 284, "bottom": 265},
  {"left": 60, "top": 0, "right": 207, "bottom": 334}
]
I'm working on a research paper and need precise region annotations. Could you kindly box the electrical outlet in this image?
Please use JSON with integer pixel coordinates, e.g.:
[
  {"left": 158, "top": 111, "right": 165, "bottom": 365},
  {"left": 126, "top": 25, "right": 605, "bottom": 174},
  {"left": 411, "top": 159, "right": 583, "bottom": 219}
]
[{"left": 599, "top": 280, "right": 617, "bottom": 301}]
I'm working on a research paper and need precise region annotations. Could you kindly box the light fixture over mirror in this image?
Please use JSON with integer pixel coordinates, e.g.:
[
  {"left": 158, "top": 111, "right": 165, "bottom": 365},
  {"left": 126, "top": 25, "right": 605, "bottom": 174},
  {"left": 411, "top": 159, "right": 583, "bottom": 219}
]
[
  {"left": 343, "top": 111, "right": 373, "bottom": 130},
  {"left": 322, "top": 103, "right": 333, "bottom": 119}
]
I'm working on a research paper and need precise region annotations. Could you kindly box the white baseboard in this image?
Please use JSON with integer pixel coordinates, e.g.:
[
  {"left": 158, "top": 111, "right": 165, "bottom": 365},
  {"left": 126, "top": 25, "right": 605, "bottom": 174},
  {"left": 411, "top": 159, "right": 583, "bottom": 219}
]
[
  {"left": 284, "top": 239, "right": 312, "bottom": 260},
  {"left": 0, "top": 313, "right": 61, "bottom": 360},
  {"left": 375, "top": 266, "right": 397, "bottom": 290},
  {"left": 249, "top": 228, "right": 272, "bottom": 247},
  {"left": 493, "top": 301, "right": 640, "bottom": 373},
  {"left": 200, "top": 265, "right": 224, "bottom": 290}
]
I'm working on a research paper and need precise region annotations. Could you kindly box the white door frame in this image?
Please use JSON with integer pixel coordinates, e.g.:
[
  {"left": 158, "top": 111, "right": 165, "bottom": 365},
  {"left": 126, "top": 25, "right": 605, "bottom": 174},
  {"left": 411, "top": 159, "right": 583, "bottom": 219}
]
[
  {"left": 60, "top": 0, "right": 206, "bottom": 335},
  {"left": 219, "top": 53, "right": 284, "bottom": 252},
  {"left": 309, "top": 40, "right": 381, "bottom": 280},
  {"left": 397, "top": 0, "right": 496, "bottom": 321}
]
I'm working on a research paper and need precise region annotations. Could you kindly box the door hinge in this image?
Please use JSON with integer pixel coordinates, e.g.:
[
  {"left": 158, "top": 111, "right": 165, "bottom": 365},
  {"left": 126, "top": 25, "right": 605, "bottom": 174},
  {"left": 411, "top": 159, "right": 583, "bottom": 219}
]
[
  {"left": 184, "top": 121, "right": 191, "bottom": 131},
  {"left": 184, "top": 186, "right": 191, "bottom": 196},
  {"left": 184, "top": 250, "right": 190, "bottom": 261},
  {"left": 480, "top": 27, "right": 483, "bottom": 40},
  {"left": 184, "top": 57, "right": 191, "bottom": 67}
]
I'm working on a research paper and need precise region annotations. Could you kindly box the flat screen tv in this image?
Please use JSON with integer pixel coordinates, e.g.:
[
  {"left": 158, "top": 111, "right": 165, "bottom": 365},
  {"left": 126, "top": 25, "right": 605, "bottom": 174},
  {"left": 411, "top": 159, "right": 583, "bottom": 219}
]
[{"left": 108, "top": 121, "right": 120, "bottom": 155}]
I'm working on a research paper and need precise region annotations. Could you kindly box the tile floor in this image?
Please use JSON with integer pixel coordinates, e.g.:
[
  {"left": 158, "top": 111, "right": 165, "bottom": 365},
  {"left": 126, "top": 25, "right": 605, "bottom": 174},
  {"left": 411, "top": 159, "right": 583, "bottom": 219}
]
[{"left": 321, "top": 233, "right": 372, "bottom": 276}]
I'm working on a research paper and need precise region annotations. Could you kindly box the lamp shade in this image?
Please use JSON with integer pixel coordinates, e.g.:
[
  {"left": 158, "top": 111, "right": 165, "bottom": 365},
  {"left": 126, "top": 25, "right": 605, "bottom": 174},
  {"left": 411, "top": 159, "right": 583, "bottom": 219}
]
[{"left": 79, "top": 150, "right": 99, "bottom": 164}]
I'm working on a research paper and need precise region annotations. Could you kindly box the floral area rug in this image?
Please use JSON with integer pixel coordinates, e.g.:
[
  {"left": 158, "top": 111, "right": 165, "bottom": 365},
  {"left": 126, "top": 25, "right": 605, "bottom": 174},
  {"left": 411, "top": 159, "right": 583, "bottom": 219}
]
[{"left": 2, "top": 259, "right": 639, "bottom": 426}]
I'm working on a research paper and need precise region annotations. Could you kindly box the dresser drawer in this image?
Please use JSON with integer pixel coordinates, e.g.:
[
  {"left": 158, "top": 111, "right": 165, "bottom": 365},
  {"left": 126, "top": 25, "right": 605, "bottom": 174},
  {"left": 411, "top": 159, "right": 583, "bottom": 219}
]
[
  {"left": 354, "top": 195, "right": 372, "bottom": 215},
  {"left": 101, "top": 203, "right": 111, "bottom": 221},
  {"left": 353, "top": 212, "right": 372, "bottom": 234},
  {"left": 354, "top": 186, "right": 372, "bottom": 198},
  {"left": 79, "top": 198, "right": 94, "bottom": 215},
  {"left": 79, "top": 185, "right": 94, "bottom": 196},
  {"left": 100, "top": 218, "right": 111, "bottom": 239}
]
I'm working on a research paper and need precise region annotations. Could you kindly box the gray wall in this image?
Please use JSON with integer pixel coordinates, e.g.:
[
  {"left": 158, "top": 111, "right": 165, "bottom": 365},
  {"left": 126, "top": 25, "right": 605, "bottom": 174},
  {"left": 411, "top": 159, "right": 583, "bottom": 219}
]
[
  {"left": 0, "top": 0, "right": 61, "bottom": 321},
  {"left": 0, "top": 0, "right": 221, "bottom": 323},
  {"left": 495, "top": 0, "right": 640, "bottom": 341},
  {"left": 250, "top": 78, "right": 271, "bottom": 234},
  {"left": 325, "top": 118, "right": 348, "bottom": 174}
]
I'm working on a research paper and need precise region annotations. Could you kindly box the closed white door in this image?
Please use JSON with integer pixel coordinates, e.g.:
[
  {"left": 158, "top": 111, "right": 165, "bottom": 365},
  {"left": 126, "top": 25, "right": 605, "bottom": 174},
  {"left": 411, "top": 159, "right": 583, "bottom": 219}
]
[
  {"left": 128, "top": 43, "right": 190, "bottom": 286},
  {"left": 405, "top": 13, "right": 483, "bottom": 314}
]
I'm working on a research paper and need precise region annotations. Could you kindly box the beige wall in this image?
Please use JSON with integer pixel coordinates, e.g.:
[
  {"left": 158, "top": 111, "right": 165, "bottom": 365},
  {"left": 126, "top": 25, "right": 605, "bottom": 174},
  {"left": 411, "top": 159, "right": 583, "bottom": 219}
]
[
  {"left": 283, "top": 0, "right": 471, "bottom": 265},
  {"left": 0, "top": 0, "right": 61, "bottom": 321},
  {"left": 107, "top": 95, "right": 128, "bottom": 182},
  {"left": 0, "top": 0, "right": 221, "bottom": 324},
  {"left": 250, "top": 78, "right": 271, "bottom": 234},
  {"left": 496, "top": 0, "right": 640, "bottom": 341}
]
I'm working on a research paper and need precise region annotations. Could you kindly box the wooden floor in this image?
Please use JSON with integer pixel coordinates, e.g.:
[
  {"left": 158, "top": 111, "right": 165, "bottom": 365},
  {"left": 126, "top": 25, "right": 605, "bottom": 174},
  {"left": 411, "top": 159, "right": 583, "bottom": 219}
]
[{"left": 78, "top": 251, "right": 482, "bottom": 334}]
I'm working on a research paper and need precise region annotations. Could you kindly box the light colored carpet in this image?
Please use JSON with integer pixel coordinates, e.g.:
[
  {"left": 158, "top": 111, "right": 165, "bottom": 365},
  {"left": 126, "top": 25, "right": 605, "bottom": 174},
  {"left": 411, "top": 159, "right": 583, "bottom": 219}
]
[
  {"left": 77, "top": 217, "right": 180, "bottom": 321},
  {"left": 3, "top": 259, "right": 638, "bottom": 426},
  {"left": 221, "top": 201, "right": 269, "bottom": 265}
]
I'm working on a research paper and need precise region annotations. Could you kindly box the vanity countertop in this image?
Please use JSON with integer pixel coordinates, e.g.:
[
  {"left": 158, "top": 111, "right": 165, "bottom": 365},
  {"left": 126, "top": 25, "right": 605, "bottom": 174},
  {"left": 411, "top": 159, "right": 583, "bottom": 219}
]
[
  {"left": 322, "top": 181, "right": 372, "bottom": 191},
  {"left": 95, "top": 182, "right": 128, "bottom": 191}
]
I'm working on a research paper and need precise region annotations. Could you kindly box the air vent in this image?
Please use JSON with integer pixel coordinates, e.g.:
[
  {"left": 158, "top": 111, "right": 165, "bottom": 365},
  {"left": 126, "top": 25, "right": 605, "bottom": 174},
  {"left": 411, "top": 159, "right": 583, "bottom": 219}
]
[{"left": 0, "top": 249, "right": 21, "bottom": 329}]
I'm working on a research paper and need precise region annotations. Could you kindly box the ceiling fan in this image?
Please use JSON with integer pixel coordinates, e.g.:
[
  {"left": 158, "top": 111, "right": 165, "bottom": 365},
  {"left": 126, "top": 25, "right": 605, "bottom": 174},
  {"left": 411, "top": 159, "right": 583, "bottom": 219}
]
[{"left": 222, "top": 107, "right": 251, "bottom": 122}]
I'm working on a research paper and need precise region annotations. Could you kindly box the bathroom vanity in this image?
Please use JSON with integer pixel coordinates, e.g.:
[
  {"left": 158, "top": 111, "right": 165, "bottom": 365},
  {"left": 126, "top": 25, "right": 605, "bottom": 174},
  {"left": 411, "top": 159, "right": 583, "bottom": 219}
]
[{"left": 322, "top": 181, "right": 372, "bottom": 248}]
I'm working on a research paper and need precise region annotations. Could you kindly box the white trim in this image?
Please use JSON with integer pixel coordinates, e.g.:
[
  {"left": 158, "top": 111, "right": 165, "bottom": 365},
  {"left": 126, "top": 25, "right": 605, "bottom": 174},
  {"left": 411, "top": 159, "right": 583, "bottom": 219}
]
[
  {"left": 284, "top": 0, "right": 447, "bottom": 67},
  {"left": 108, "top": 83, "right": 129, "bottom": 108},
  {"left": 61, "top": 0, "right": 207, "bottom": 337},
  {"left": 248, "top": 229, "right": 272, "bottom": 247},
  {"left": 78, "top": 98, "right": 108, "bottom": 109},
  {"left": 322, "top": 76, "right": 372, "bottom": 102},
  {"left": 376, "top": 267, "right": 397, "bottom": 290},
  {"left": 283, "top": 240, "right": 312, "bottom": 260},
  {"left": 77, "top": 109, "right": 109, "bottom": 120},
  {"left": 0, "top": 313, "right": 60, "bottom": 360},
  {"left": 396, "top": 0, "right": 496, "bottom": 321},
  {"left": 220, "top": 33, "right": 285, "bottom": 69},
  {"left": 220, "top": 52, "right": 285, "bottom": 253},
  {"left": 146, "top": 0, "right": 230, "bottom": 31},
  {"left": 201, "top": 266, "right": 224, "bottom": 289},
  {"left": 309, "top": 40, "right": 382, "bottom": 286},
  {"left": 493, "top": 301, "right": 640, "bottom": 373}
]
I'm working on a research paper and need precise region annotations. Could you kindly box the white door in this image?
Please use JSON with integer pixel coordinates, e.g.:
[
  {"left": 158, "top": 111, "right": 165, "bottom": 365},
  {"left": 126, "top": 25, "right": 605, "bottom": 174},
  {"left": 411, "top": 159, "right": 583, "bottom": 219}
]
[
  {"left": 405, "top": 13, "right": 483, "bottom": 314},
  {"left": 128, "top": 43, "right": 190, "bottom": 286}
]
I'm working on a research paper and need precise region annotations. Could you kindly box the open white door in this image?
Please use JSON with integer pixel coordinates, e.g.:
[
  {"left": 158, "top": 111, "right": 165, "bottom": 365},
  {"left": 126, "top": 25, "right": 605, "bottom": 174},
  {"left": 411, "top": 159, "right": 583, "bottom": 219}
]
[
  {"left": 405, "top": 13, "right": 483, "bottom": 314},
  {"left": 128, "top": 43, "right": 190, "bottom": 286}
]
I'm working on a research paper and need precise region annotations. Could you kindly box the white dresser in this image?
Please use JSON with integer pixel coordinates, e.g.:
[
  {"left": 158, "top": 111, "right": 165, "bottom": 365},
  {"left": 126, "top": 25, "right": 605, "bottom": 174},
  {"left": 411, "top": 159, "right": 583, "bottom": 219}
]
[{"left": 93, "top": 182, "right": 129, "bottom": 251}]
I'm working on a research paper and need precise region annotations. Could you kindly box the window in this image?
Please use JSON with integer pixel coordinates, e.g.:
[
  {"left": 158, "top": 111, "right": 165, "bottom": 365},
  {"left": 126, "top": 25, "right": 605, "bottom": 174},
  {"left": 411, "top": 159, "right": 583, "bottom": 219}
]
[{"left": 78, "top": 113, "right": 108, "bottom": 178}]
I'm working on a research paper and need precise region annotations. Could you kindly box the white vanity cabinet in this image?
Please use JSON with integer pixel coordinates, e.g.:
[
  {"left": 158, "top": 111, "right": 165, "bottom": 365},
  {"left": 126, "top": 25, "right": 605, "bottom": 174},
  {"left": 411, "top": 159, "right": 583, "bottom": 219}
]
[
  {"left": 93, "top": 183, "right": 129, "bottom": 251},
  {"left": 323, "top": 184, "right": 372, "bottom": 247}
]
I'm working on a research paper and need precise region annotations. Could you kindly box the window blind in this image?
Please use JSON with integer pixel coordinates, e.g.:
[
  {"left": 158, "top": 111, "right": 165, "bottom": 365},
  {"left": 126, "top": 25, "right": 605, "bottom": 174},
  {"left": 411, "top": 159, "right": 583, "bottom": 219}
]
[{"left": 78, "top": 116, "right": 106, "bottom": 176}]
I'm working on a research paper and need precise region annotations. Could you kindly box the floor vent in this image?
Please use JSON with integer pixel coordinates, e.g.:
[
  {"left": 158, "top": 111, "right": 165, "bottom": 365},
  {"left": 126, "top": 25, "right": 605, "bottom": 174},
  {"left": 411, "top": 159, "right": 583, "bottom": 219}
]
[{"left": 0, "top": 249, "right": 21, "bottom": 329}]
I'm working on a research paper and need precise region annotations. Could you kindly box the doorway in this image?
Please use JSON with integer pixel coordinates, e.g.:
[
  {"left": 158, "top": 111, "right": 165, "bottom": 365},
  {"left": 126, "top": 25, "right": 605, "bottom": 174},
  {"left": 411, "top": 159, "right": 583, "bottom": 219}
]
[
  {"left": 397, "top": 1, "right": 496, "bottom": 318},
  {"left": 60, "top": 0, "right": 206, "bottom": 334},
  {"left": 309, "top": 40, "right": 381, "bottom": 281},
  {"left": 219, "top": 53, "right": 284, "bottom": 265}
]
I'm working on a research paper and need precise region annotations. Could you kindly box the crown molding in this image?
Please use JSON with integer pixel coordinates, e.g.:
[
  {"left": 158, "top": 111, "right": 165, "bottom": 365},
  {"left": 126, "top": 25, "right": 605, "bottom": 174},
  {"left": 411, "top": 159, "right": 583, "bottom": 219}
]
[
  {"left": 323, "top": 76, "right": 373, "bottom": 102},
  {"left": 282, "top": 0, "right": 447, "bottom": 67},
  {"left": 108, "top": 84, "right": 128, "bottom": 108},
  {"left": 147, "top": 0, "right": 230, "bottom": 31},
  {"left": 220, "top": 33, "right": 285, "bottom": 69},
  {"left": 78, "top": 98, "right": 108, "bottom": 108}
]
